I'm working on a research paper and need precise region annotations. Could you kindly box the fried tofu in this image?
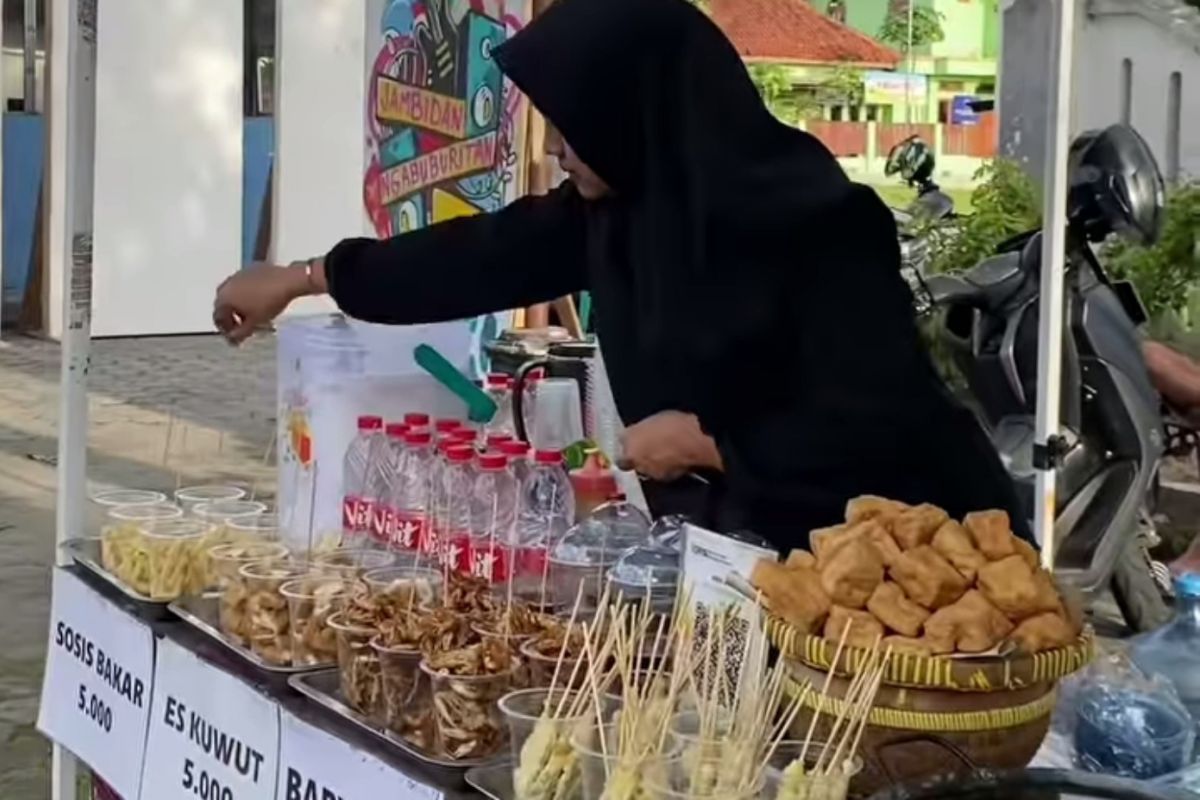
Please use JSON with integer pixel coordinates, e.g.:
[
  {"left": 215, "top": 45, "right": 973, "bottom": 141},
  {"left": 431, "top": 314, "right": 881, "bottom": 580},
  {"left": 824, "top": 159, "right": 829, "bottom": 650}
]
[
  {"left": 976, "top": 555, "right": 1058, "bottom": 620},
  {"left": 845, "top": 495, "right": 909, "bottom": 525},
  {"left": 963, "top": 510, "right": 1017, "bottom": 561},
  {"left": 820, "top": 537, "right": 884, "bottom": 609},
  {"left": 862, "top": 522, "right": 903, "bottom": 567},
  {"left": 1008, "top": 612, "right": 1076, "bottom": 654},
  {"left": 824, "top": 605, "right": 885, "bottom": 650},
  {"left": 892, "top": 503, "right": 951, "bottom": 550},
  {"left": 888, "top": 545, "right": 969, "bottom": 609},
  {"left": 867, "top": 582, "right": 930, "bottom": 637},
  {"left": 785, "top": 549, "right": 817, "bottom": 571},
  {"left": 810, "top": 523, "right": 860, "bottom": 567},
  {"left": 931, "top": 520, "right": 988, "bottom": 582},
  {"left": 1014, "top": 537, "right": 1040, "bottom": 570},
  {"left": 923, "top": 590, "right": 1015, "bottom": 653},
  {"left": 751, "top": 559, "right": 831, "bottom": 633}
]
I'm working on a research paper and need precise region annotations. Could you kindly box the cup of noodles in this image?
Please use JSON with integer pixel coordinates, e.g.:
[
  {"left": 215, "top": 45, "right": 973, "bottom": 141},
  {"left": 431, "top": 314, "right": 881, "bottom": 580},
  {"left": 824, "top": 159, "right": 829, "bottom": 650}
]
[
  {"left": 280, "top": 575, "right": 351, "bottom": 667},
  {"left": 174, "top": 484, "right": 246, "bottom": 513},
  {"left": 136, "top": 518, "right": 213, "bottom": 601},
  {"left": 100, "top": 503, "right": 184, "bottom": 593},
  {"left": 210, "top": 542, "right": 290, "bottom": 645},
  {"left": 238, "top": 561, "right": 312, "bottom": 665}
]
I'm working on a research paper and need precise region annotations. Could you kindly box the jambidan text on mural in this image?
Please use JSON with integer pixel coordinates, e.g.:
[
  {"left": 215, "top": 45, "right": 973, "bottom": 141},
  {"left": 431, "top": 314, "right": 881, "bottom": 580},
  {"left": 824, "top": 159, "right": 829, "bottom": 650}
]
[
  {"left": 376, "top": 76, "right": 468, "bottom": 139},
  {"left": 377, "top": 132, "right": 499, "bottom": 206}
]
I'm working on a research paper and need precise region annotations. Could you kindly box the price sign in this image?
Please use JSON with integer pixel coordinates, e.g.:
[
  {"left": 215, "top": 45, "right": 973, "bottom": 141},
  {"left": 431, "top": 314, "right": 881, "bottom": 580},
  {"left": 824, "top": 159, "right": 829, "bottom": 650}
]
[
  {"left": 276, "top": 710, "right": 444, "bottom": 800},
  {"left": 37, "top": 568, "right": 155, "bottom": 799},
  {"left": 141, "top": 638, "right": 279, "bottom": 800}
]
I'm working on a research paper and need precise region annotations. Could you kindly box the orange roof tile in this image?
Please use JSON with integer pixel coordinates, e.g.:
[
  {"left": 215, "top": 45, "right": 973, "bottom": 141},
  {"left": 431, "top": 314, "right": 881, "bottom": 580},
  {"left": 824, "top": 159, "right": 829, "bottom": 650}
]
[{"left": 709, "top": 0, "right": 902, "bottom": 67}]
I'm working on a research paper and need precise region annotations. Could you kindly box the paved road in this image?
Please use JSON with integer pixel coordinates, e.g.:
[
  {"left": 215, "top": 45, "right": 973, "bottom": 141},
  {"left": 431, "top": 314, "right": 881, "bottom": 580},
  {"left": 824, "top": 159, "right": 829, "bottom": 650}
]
[{"left": 0, "top": 333, "right": 276, "bottom": 797}]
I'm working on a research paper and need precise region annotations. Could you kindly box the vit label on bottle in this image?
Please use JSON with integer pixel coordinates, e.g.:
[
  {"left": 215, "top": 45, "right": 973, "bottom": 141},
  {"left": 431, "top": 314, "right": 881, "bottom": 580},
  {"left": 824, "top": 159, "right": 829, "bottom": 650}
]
[
  {"left": 37, "top": 569, "right": 155, "bottom": 799},
  {"left": 141, "top": 638, "right": 279, "bottom": 800},
  {"left": 276, "top": 709, "right": 443, "bottom": 800}
]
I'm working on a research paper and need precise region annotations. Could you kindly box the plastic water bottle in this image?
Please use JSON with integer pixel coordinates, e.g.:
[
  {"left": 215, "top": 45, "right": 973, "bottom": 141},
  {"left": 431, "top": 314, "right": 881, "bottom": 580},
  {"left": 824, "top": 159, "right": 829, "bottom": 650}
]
[
  {"left": 436, "top": 445, "right": 476, "bottom": 573},
  {"left": 342, "top": 415, "right": 384, "bottom": 542},
  {"left": 365, "top": 422, "right": 407, "bottom": 547},
  {"left": 500, "top": 440, "right": 532, "bottom": 486},
  {"left": 486, "top": 433, "right": 514, "bottom": 452},
  {"left": 469, "top": 453, "right": 519, "bottom": 583},
  {"left": 1131, "top": 573, "right": 1200, "bottom": 728},
  {"left": 515, "top": 449, "right": 576, "bottom": 580},
  {"left": 394, "top": 429, "right": 434, "bottom": 551},
  {"left": 484, "top": 373, "right": 515, "bottom": 438},
  {"left": 434, "top": 418, "right": 463, "bottom": 442},
  {"left": 404, "top": 412, "right": 430, "bottom": 429}
]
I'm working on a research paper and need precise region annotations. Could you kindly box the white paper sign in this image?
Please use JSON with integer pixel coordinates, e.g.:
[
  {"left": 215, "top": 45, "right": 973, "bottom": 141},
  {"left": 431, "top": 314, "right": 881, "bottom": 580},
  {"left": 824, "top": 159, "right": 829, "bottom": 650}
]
[
  {"left": 276, "top": 710, "right": 444, "bottom": 800},
  {"left": 37, "top": 568, "right": 156, "bottom": 799},
  {"left": 141, "top": 638, "right": 280, "bottom": 800},
  {"left": 680, "top": 523, "right": 777, "bottom": 617}
]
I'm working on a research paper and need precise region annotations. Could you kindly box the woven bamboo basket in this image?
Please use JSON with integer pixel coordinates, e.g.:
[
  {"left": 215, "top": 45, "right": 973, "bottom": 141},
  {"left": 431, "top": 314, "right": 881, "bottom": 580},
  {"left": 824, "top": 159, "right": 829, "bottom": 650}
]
[{"left": 768, "top": 616, "right": 1095, "bottom": 796}]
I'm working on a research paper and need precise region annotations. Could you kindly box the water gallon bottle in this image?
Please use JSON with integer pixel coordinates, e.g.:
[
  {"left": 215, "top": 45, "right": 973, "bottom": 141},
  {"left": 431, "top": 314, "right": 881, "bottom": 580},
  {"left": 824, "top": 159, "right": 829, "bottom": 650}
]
[
  {"left": 438, "top": 445, "right": 476, "bottom": 573},
  {"left": 1131, "top": 572, "right": 1200, "bottom": 727},
  {"left": 515, "top": 449, "right": 576, "bottom": 583},
  {"left": 394, "top": 429, "right": 434, "bottom": 551},
  {"left": 342, "top": 415, "right": 384, "bottom": 543},
  {"left": 366, "top": 422, "right": 407, "bottom": 548},
  {"left": 484, "top": 373, "right": 516, "bottom": 438},
  {"left": 469, "top": 453, "right": 519, "bottom": 583}
]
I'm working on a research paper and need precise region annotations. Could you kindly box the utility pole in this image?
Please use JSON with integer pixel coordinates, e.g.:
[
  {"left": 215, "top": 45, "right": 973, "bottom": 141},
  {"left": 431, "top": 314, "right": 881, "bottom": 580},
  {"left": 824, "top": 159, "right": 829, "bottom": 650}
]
[
  {"left": 906, "top": 0, "right": 914, "bottom": 122},
  {"left": 23, "top": 0, "right": 37, "bottom": 110}
]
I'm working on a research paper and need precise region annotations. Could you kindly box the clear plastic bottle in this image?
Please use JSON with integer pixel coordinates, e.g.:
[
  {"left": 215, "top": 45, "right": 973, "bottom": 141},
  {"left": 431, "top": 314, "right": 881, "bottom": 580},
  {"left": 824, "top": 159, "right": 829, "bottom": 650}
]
[
  {"left": 469, "top": 453, "right": 519, "bottom": 583},
  {"left": 434, "top": 418, "right": 463, "bottom": 442},
  {"left": 404, "top": 412, "right": 430, "bottom": 429},
  {"left": 365, "top": 422, "right": 407, "bottom": 547},
  {"left": 515, "top": 449, "right": 576, "bottom": 581},
  {"left": 436, "top": 445, "right": 476, "bottom": 574},
  {"left": 500, "top": 440, "right": 532, "bottom": 486},
  {"left": 486, "top": 433, "right": 514, "bottom": 452},
  {"left": 342, "top": 415, "right": 384, "bottom": 543},
  {"left": 1131, "top": 572, "right": 1200, "bottom": 727},
  {"left": 484, "top": 373, "right": 515, "bottom": 438},
  {"left": 394, "top": 429, "right": 434, "bottom": 552}
]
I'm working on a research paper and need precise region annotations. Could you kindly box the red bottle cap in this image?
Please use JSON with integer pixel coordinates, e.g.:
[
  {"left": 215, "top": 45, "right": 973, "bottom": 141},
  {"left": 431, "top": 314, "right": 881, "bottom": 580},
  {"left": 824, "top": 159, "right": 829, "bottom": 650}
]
[
  {"left": 486, "top": 373, "right": 513, "bottom": 387},
  {"left": 478, "top": 453, "right": 508, "bottom": 470},
  {"left": 404, "top": 430, "right": 432, "bottom": 446},
  {"left": 534, "top": 449, "right": 563, "bottom": 465},
  {"left": 570, "top": 466, "right": 618, "bottom": 495},
  {"left": 404, "top": 412, "right": 430, "bottom": 427},
  {"left": 446, "top": 445, "right": 474, "bottom": 463},
  {"left": 357, "top": 415, "right": 383, "bottom": 430},
  {"left": 499, "top": 440, "right": 531, "bottom": 457},
  {"left": 486, "top": 433, "right": 514, "bottom": 447},
  {"left": 435, "top": 419, "right": 462, "bottom": 433},
  {"left": 385, "top": 422, "right": 408, "bottom": 439},
  {"left": 451, "top": 428, "right": 478, "bottom": 442}
]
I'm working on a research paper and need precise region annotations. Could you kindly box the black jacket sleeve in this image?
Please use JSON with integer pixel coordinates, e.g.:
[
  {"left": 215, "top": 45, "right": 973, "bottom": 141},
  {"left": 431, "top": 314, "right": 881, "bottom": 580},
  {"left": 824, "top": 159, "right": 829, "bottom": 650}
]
[{"left": 323, "top": 183, "right": 589, "bottom": 325}]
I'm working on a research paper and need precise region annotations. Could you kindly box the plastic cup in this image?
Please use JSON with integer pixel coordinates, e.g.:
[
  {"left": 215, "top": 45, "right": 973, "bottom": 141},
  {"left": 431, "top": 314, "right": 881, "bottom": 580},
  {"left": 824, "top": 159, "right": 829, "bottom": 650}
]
[
  {"left": 239, "top": 561, "right": 312, "bottom": 665},
  {"left": 520, "top": 639, "right": 588, "bottom": 690},
  {"left": 372, "top": 636, "right": 434, "bottom": 749},
  {"left": 328, "top": 612, "right": 384, "bottom": 718},
  {"left": 501, "top": 688, "right": 619, "bottom": 800},
  {"left": 572, "top": 720, "right": 681, "bottom": 800},
  {"left": 362, "top": 566, "right": 443, "bottom": 609},
  {"left": 191, "top": 501, "right": 269, "bottom": 588},
  {"left": 91, "top": 489, "right": 167, "bottom": 507},
  {"left": 137, "top": 518, "right": 212, "bottom": 601},
  {"left": 210, "top": 542, "right": 289, "bottom": 644},
  {"left": 642, "top": 755, "right": 762, "bottom": 800},
  {"left": 421, "top": 658, "right": 517, "bottom": 761},
  {"left": 315, "top": 548, "right": 396, "bottom": 579},
  {"left": 228, "top": 512, "right": 280, "bottom": 541},
  {"left": 761, "top": 741, "right": 863, "bottom": 800},
  {"left": 280, "top": 575, "right": 350, "bottom": 666},
  {"left": 670, "top": 709, "right": 737, "bottom": 763},
  {"left": 174, "top": 484, "right": 246, "bottom": 512},
  {"left": 100, "top": 503, "right": 184, "bottom": 590}
]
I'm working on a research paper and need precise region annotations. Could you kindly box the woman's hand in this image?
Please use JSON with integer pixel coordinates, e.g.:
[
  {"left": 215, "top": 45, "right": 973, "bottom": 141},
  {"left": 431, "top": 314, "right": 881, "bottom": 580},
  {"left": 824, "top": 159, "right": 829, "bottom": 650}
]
[
  {"left": 618, "top": 410, "right": 723, "bottom": 481},
  {"left": 212, "top": 261, "right": 318, "bottom": 344}
]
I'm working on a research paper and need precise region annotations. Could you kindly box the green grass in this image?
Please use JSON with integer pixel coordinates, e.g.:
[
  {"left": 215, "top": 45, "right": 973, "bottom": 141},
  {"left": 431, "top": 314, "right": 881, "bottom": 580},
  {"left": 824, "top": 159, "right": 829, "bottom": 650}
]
[{"left": 869, "top": 183, "right": 976, "bottom": 214}]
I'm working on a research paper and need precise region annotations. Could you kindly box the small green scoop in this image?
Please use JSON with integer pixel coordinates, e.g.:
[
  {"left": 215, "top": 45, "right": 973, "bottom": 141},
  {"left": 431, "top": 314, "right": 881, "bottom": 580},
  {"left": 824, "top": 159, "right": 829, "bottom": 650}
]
[{"left": 414, "top": 344, "right": 497, "bottom": 424}]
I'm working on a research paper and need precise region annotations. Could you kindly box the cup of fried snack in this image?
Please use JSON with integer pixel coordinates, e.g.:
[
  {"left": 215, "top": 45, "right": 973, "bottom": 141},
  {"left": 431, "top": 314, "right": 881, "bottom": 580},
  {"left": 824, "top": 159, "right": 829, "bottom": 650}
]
[
  {"left": 371, "top": 615, "right": 434, "bottom": 750},
  {"left": 280, "top": 574, "right": 350, "bottom": 666},
  {"left": 138, "top": 518, "right": 213, "bottom": 601},
  {"left": 363, "top": 566, "right": 443, "bottom": 610},
  {"left": 421, "top": 640, "right": 517, "bottom": 761},
  {"left": 100, "top": 503, "right": 184, "bottom": 596},
  {"left": 501, "top": 688, "right": 618, "bottom": 800},
  {"left": 239, "top": 560, "right": 312, "bottom": 665},
  {"left": 314, "top": 548, "right": 395, "bottom": 580},
  {"left": 174, "top": 484, "right": 246, "bottom": 513},
  {"left": 520, "top": 623, "right": 588, "bottom": 689},
  {"left": 211, "top": 541, "right": 290, "bottom": 644},
  {"left": 191, "top": 500, "right": 269, "bottom": 588},
  {"left": 328, "top": 611, "right": 385, "bottom": 719}
]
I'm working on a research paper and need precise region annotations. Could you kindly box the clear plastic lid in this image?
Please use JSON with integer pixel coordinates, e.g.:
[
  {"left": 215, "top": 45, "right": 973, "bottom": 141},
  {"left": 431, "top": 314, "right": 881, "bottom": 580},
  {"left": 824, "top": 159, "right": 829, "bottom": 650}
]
[
  {"left": 175, "top": 485, "right": 246, "bottom": 506},
  {"left": 91, "top": 489, "right": 167, "bottom": 507},
  {"left": 588, "top": 500, "right": 653, "bottom": 540},
  {"left": 608, "top": 543, "right": 681, "bottom": 596},
  {"left": 191, "top": 500, "right": 268, "bottom": 523},
  {"left": 549, "top": 517, "right": 651, "bottom": 567},
  {"left": 650, "top": 514, "right": 690, "bottom": 552}
]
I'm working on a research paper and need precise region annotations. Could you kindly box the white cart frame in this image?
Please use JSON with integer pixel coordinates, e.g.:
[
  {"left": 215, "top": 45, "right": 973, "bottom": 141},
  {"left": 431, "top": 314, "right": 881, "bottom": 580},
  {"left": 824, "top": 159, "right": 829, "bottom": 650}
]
[{"left": 45, "top": 0, "right": 1077, "bottom": 797}]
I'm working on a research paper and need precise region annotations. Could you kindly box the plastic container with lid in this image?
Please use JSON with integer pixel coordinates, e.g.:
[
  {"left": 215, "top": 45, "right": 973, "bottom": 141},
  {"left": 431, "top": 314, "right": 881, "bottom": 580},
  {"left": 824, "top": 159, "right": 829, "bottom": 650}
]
[
  {"left": 608, "top": 542, "right": 680, "bottom": 615},
  {"left": 175, "top": 484, "right": 247, "bottom": 512},
  {"left": 548, "top": 516, "right": 651, "bottom": 610},
  {"left": 137, "top": 518, "right": 213, "bottom": 601}
]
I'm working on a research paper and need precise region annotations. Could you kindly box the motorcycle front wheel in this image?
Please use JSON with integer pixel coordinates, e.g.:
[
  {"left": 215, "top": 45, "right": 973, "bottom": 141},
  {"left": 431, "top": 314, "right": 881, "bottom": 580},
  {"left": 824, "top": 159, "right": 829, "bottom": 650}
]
[{"left": 1110, "top": 538, "right": 1171, "bottom": 633}]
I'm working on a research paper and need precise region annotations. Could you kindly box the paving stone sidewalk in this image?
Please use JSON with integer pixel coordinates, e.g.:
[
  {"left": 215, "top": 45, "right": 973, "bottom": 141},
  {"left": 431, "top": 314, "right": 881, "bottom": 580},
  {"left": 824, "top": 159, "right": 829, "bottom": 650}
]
[{"left": 0, "top": 333, "right": 277, "bottom": 797}]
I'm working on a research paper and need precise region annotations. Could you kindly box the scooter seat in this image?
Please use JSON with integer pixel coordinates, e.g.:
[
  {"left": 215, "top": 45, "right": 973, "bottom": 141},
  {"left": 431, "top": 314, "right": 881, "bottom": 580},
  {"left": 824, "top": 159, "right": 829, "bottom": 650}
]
[{"left": 926, "top": 250, "right": 1027, "bottom": 312}]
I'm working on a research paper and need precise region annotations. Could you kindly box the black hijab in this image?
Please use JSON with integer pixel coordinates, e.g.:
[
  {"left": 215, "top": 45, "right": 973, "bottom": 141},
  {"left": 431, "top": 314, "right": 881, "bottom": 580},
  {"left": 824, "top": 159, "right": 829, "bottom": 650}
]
[{"left": 494, "top": 0, "right": 855, "bottom": 431}]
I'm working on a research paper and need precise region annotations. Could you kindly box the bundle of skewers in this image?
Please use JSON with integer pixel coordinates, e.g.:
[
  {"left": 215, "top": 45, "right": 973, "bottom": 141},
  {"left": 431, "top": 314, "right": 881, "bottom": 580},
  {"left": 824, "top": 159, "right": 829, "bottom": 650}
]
[{"left": 504, "top": 581, "right": 891, "bottom": 800}]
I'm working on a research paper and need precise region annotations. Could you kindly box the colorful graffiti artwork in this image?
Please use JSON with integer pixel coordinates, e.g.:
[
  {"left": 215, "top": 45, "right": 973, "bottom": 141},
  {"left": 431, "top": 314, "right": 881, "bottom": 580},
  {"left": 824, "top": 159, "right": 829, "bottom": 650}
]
[{"left": 365, "top": 0, "right": 525, "bottom": 239}]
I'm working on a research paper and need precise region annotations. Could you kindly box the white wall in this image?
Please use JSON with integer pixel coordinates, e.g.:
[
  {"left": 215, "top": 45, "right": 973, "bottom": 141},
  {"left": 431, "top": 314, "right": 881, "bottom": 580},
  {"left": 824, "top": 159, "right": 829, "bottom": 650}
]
[
  {"left": 1075, "top": 11, "right": 1199, "bottom": 181},
  {"left": 272, "top": 0, "right": 366, "bottom": 318},
  {"left": 90, "top": 0, "right": 243, "bottom": 337}
]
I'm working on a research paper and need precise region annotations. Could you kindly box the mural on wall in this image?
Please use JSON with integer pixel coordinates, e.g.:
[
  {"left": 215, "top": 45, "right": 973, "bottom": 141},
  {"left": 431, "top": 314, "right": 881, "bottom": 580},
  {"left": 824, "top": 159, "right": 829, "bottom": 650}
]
[{"left": 364, "top": 0, "right": 527, "bottom": 375}]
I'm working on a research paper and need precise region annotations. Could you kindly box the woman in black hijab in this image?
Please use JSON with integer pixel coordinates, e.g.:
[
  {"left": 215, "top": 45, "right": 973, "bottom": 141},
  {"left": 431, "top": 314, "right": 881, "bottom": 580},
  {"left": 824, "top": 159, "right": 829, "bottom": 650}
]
[{"left": 214, "top": 0, "right": 1030, "bottom": 547}]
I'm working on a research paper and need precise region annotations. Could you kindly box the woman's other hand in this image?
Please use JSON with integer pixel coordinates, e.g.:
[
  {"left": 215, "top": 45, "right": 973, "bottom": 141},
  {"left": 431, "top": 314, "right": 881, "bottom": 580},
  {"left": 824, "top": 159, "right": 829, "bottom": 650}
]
[
  {"left": 212, "top": 261, "right": 317, "bottom": 344},
  {"left": 618, "top": 410, "right": 723, "bottom": 481}
]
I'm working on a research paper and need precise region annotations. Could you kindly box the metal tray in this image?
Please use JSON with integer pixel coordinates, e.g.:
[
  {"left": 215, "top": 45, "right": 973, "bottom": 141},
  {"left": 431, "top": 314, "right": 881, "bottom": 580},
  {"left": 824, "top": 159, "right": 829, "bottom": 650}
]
[
  {"left": 63, "top": 537, "right": 174, "bottom": 618},
  {"left": 169, "top": 593, "right": 329, "bottom": 675},
  {"left": 288, "top": 669, "right": 502, "bottom": 770},
  {"left": 465, "top": 761, "right": 513, "bottom": 800}
]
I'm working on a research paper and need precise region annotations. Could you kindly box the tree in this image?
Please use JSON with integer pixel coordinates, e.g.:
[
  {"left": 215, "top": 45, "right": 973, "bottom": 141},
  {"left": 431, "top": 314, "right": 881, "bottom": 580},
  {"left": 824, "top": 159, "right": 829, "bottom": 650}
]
[
  {"left": 878, "top": 1, "right": 945, "bottom": 52},
  {"left": 821, "top": 64, "right": 864, "bottom": 108},
  {"left": 747, "top": 63, "right": 793, "bottom": 113}
]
